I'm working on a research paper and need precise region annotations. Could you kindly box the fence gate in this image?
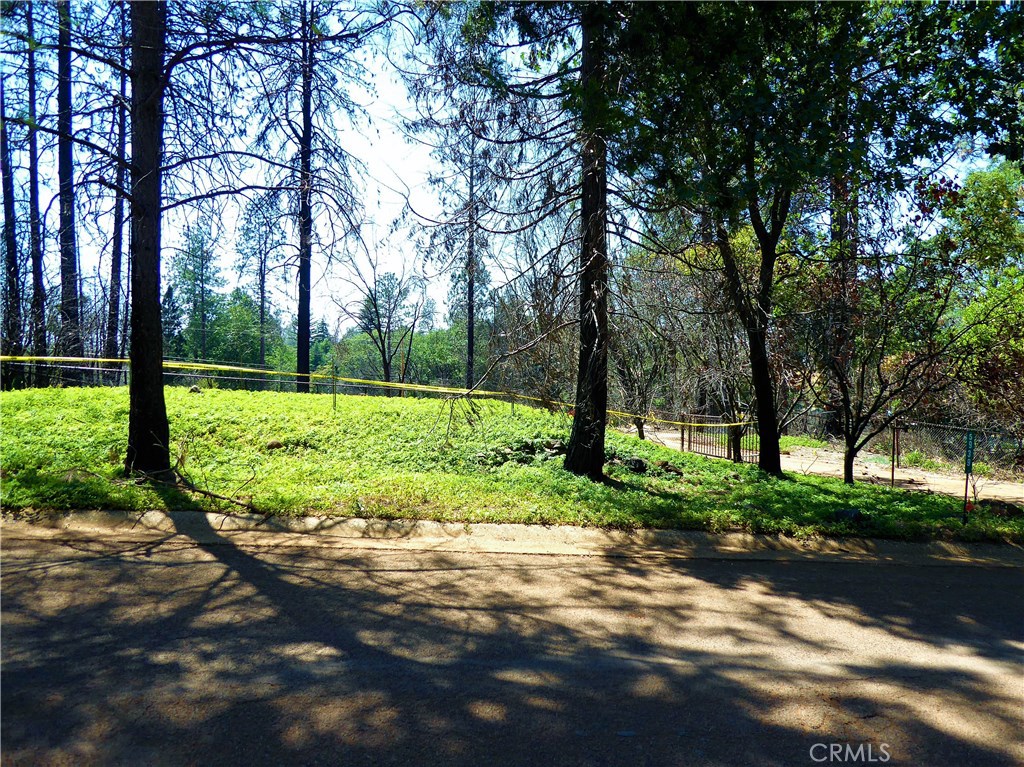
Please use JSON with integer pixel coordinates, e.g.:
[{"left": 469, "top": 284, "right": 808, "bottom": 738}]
[{"left": 679, "top": 414, "right": 759, "bottom": 463}]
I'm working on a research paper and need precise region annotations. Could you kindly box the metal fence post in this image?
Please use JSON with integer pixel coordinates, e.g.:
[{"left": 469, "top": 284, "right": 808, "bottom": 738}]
[{"left": 890, "top": 424, "right": 897, "bottom": 488}]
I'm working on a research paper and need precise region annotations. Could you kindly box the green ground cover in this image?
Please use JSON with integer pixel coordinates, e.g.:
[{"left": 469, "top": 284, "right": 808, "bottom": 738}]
[{"left": 1, "top": 387, "right": 1019, "bottom": 542}]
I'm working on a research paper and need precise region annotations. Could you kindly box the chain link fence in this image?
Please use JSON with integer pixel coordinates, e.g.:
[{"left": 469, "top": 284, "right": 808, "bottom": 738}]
[
  {"left": 896, "top": 421, "right": 1023, "bottom": 475},
  {"left": 785, "top": 409, "right": 1023, "bottom": 476}
]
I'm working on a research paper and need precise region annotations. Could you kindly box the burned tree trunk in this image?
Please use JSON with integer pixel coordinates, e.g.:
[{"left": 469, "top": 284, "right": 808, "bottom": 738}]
[{"left": 125, "top": 0, "right": 171, "bottom": 479}]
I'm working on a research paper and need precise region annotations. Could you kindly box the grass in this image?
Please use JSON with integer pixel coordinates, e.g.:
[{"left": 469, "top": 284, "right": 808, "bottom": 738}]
[
  {"left": 779, "top": 434, "right": 830, "bottom": 451},
  {"left": 1, "top": 386, "right": 1020, "bottom": 543}
]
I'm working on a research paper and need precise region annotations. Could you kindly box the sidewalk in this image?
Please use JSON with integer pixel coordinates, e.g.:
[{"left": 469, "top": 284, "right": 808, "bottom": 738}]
[{"left": 5, "top": 510, "right": 1022, "bottom": 568}]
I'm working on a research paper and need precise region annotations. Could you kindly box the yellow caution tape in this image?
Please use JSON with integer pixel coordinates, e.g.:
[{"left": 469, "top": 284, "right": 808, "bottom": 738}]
[{"left": 0, "top": 355, "right": 751, "bottom": 428}]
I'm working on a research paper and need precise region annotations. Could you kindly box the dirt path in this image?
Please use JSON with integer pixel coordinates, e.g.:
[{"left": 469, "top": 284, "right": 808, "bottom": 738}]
[{"left": 641, "top": 428, "right": 1024, "bottom": 505}]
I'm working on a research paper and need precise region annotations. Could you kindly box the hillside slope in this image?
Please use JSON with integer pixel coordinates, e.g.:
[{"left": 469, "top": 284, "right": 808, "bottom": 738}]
[{"left": 1, "top": 387, "right": 1019, "bottom": 542}]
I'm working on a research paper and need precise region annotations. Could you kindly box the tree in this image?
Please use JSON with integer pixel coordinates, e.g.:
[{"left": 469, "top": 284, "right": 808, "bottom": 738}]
[
  {"left": 169, "top": 222, "right": 224, "bottom": 360},
  {"left": 56, "top": 0, "right": 82, "bottom": 365},
  {"left": 945, "top": 162, "right": 1024, "bottom": 456},
  {"left": 244, "top": 0, "right": 386, "bottom": 393},
  {"left": 618, "top": 2, "right": 1013, "bottom": 477},
  {"left": 25, "top": 1, "right": 47, "bottom": 381},
  {"left": 488, "top": 213, "right": 578, "bottom": 408},
  {"left": 209, "top": 289, "right": 262, "bottom": 366},
  {"left": 404, "top": 71, "right": 504, "bottom": 391},
  {"left": 341, "top": 267, "right": 426, "bottom": 391},
  {"left": 103, "top": 1, "right": 129, "bottom": 367},
  {"left": 562, "top": 3, "right": 611, "bottom": 479},
  {"left": 445, "top": 244, "right": 491, "bottom": 387},
  {"left": 161, "top": 284, "right": 185, "bottom": 359},
  {"left": 411, "top": 2, "right": 626, "bottom": 479},
  {"left": 237, "top": 191, "right": 286, "bottom": 366},
  {"left": 1, "top": 73, "right": 23, "bottom": 388},
  {"left": 618, "top": 4, "right": 854, "bottom": 475},
  {"left": 608, "top": 279, "right": 673, "bottom": 441},
  {"left": 797, "top": 209, "right": 979, "bottom": 483},
  {"left": 125, "top": 0, "right": 171, "bottom": 478}
]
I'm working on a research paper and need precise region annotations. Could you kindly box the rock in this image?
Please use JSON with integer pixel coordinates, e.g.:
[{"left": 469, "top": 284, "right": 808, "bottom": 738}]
[
  {"left": 655, "top": 460, "right": 684, "bottom": 476},
  {"left": 833, "top": 507, "right": 864, "bottom": 523},
  {"left": 266, "top": 440, "right": 284, "bottom": 450},
  {"left": 978, "top": 499, "right": 1023, "bottom": 518},
  {"left": 624, "top": 457, "right": 647, "bottom": 474}
]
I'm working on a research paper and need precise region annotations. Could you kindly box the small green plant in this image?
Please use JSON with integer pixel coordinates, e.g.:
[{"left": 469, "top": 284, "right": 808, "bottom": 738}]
[
  {"left": 971, "top": 461, "right": 993, "bottom": 478},
  {"left": 902, "top": 450, "right": 946, "bottom": 472}
]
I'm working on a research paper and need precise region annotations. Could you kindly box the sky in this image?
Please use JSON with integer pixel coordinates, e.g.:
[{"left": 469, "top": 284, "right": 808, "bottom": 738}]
[
  {"left": 163, "top": 49, "right": 447, "bottom": 339},
  {"left": 43, "top": 27, "right": 447, "bottom": 344}
]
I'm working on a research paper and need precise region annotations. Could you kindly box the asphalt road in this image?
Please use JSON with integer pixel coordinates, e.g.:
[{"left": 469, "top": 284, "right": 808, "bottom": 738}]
[{"left": 2, "top": 521, "right": 1022, "bottom": 767}]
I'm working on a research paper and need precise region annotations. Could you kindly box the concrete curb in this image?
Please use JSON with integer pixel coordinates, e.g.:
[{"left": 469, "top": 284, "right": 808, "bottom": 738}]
[{"left": 3, "top": 510, "right": 1023, "bottom": 567}]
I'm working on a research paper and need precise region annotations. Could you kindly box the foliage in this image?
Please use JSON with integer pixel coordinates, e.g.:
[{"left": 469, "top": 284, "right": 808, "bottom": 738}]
[
  {"left": 943, "top": 162, "right": 1024, "bottom": 442},
  {"left": 1, "top": 387, "right": 1019, "bottom": 543},
  {"left": 901, "top": 450, "right": 947, "bottom": 474},
  {"left": 779, "top": 436, "right": 830, "bottom": 452},
  {"left": 166, "top": 222, "right": 225, "bottom": 360}
]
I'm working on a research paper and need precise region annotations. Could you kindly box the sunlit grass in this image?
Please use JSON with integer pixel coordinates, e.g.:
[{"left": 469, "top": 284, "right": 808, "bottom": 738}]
[{"left": 1, "top": 386, "right": 1019, "bottom": 543}]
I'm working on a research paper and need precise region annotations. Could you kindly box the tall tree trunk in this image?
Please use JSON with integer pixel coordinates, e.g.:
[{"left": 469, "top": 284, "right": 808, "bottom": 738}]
[
  {"left": 125, "top": 0, "right": 171, "bottom": 479},
  {"left": 1, "top": 75, "right": 23, "bottom": 389},
  {"left": 747, "top": 323, "right": 782, "bottom": 474},
  {"left": 564, "top": 4, "right": 609, "bottom": 481},
  {"left": 57, "top": 0, "right": 82, "bottom": 370},
  {"left": 258, "top": 261, "right": 266, "bottom": 367},
  {"left": 120, "top": 250, "right": 130, "bottom": 373},
  {"left": 295, "top": 0, "right": 313, "bottom": 394},
  {"left": 465, "top": 145, "right": 476, "bottom": 390},
  {"left": 716, "top": 223, "right": 783, "bottom": 476},
  {"left": 199, "top": 266, "right": 207, "bottom": 359},
  {"left": 104, "top": 5, "right": 128, "bottom": 367},
  {"left": 829, "top": 62, "right": 860, "bottom": 485},
  {"left": 27, "top": 3, "right": 47, "bottom": 384}
]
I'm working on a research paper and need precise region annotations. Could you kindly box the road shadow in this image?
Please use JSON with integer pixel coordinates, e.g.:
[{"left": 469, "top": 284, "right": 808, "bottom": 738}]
[{"left": 2, "top": 521, "right": 1021, "bottom": 766}]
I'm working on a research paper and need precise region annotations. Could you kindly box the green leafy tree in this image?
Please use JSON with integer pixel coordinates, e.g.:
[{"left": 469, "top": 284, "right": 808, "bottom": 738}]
[
  {"left": 949, "top": 162, "right": 1024, "bottom": 451},
  {"left": 236, "top": 191, "right": 286, "bottom": 366},
  {"left": 168, "top": 223, "right": 224, "bottom": 360},
  {"left": 161, "top": 285, "right": 185, "bottom": 359},
  {"left": 617, "top": 2, "right": 1014, "bottom": 476},
  {"left": 310, "top": 317, "right": 334, "bottom": 372},
  {"left": 209, "top": 289, "right": 261, "bottom": 365}
]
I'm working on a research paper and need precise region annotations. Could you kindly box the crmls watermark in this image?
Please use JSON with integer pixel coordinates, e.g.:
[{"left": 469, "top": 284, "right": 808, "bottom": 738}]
[{"left": 810, "top": 743, "right": 892, "bottom": 763}]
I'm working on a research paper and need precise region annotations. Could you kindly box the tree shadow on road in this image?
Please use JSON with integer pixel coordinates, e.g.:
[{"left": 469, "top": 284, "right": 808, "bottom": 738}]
[{"left": 2, "top": 520, "right": 1021, "bottom": 766}]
